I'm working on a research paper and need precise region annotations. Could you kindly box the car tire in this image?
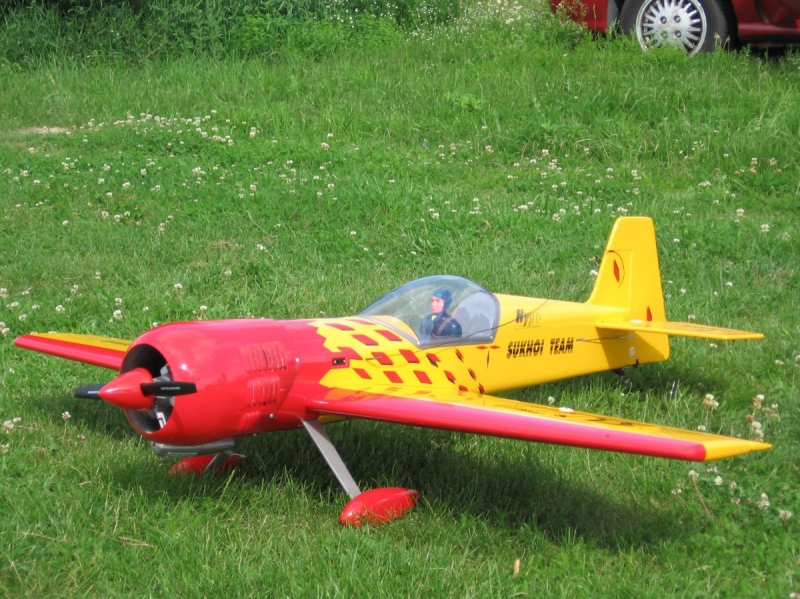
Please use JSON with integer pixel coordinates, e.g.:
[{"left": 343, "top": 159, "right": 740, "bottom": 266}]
[{"left": 619, "top": 0, "right": 734, "bottom": 55}]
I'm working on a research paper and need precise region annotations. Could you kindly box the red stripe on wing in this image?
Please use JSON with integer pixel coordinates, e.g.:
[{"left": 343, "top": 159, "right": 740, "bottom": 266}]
[
  {"left": 307, "top": 393, "right": 708, "bottom": 461},
  {"left": 15, "top": 335, "right": 126, "bottom": 370}
]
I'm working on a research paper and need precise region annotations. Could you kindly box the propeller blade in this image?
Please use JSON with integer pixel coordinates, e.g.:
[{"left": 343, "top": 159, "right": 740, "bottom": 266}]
[
  {"left": 75, "top": 384, "right": 103, "bottom": 399},
  {"left": 140, "top": 381, "right": 197, "bottom": 397},
  {"left": 80, "top": 369, "right": 198, "bottom": 411}
]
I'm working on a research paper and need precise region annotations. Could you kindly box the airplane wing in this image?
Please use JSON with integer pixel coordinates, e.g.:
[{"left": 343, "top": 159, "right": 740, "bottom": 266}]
[
  {"left": 597, "top": 320, "right": 763, "bottom": 341},
  {"left": 14, "top": 333, "right": 130, "bottom": 370},
  {"left": 306, "top": 386, "right": 770, "bottom": 462}
]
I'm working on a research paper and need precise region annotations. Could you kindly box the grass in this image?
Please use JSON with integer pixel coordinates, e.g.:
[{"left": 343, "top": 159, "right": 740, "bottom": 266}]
[{"left": 1, "top": 3, "right": 799, "bottom": 597}]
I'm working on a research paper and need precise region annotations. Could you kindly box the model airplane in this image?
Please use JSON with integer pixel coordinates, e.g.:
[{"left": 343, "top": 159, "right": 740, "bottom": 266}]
[{"left": 15, "top": 217, "right": 770, "bottom": 525}]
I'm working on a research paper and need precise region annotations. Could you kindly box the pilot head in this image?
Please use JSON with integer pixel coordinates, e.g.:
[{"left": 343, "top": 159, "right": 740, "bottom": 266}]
[{"left": 430, "top": 288, "right": 453, "bottom": 314}]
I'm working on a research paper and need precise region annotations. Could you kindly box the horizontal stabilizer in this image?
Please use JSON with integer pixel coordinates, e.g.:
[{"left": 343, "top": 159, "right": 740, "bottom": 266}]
[
  {"left": 307, "top": 386, "right": 771, "bottom": 462},
  {"left": 597, "top": 320, "right": 763, "bottom": 341},
  {"left": 14, "top": 333, "right": 131, "bottom": 370}
]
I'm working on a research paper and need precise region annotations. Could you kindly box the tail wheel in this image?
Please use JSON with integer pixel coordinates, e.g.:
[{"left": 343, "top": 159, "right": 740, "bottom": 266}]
[{"left": 620, "top": 0, "right": 734, "bottom": 55}]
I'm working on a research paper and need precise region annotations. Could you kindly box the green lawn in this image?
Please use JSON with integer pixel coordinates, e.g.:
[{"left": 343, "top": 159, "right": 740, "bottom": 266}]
[{"left": 1, "top": 4, "right": 798, "bottom": 597}]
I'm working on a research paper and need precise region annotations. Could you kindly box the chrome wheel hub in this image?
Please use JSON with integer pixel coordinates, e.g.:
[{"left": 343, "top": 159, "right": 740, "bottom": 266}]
[{"left": 635, "top": 0, "right": 708, "bottom": 54}]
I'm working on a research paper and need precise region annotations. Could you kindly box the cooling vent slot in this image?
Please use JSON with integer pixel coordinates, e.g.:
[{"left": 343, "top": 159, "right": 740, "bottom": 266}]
[
  {"left": 248, "top": 376, "right": 281, "bottom": 407},
  {"left": 242, "top": 342, "right": 287, "bottom": 373}
]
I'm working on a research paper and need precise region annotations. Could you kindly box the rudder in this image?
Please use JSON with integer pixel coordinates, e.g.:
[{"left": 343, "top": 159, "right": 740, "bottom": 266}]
[{"left": 586, "top": 217, "right": 666, "bottom": 323}]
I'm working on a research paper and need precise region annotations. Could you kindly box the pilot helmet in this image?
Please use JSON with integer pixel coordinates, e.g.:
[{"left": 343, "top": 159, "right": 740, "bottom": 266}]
[{"left": 431, "top": 288, "right": 453, "bottom": 312}]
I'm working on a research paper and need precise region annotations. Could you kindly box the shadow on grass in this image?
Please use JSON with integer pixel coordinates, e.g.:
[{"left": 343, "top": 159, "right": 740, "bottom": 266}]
[
  {"left": 99, "top": 418, "right": 693, "bottom": 552},
  {"left": 25, "top": 367, "right": 715, "bottom": 551}
]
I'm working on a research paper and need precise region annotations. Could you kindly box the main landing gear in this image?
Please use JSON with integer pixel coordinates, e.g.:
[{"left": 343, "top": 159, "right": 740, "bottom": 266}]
[
  {"left": 158, "top": 421, "right": 418, "bottom": 526},
  {"left": 302, "top": 419, "right": 419, "bottom": 526}
]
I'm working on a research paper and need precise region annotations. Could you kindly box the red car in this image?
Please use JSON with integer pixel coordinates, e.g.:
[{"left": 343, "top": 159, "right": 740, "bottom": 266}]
[{"left": 552, "top": 0, "right": 800, "bottom": 53}]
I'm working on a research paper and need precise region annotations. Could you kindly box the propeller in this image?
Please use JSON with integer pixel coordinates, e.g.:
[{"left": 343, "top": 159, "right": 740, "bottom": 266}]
[{"left": 74, "top": 368, "right": 197, "bottom": 410}]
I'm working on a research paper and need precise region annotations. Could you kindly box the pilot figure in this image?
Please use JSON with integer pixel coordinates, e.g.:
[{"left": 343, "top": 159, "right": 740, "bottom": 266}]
[{"left": 419, "top": 288, "right": 462, "bottom": 341}]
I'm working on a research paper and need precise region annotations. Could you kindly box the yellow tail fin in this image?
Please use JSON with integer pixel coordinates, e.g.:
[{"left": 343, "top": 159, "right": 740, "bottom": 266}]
[{"left": 586, "top": 217, "right": 666, "bottom": 323}]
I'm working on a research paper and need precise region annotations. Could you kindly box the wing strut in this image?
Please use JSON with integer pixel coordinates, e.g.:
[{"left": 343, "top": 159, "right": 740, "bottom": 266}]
[{"left": 302, "top": 419, "right": 361, "bottom": 499}]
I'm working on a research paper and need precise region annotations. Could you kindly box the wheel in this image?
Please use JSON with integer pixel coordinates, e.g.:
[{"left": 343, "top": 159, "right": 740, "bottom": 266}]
[{"left": 619, "top": 0, "right": 733, "bottom": 55}]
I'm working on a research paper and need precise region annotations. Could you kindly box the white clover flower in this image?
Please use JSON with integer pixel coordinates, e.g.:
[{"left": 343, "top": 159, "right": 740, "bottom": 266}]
[
  {"left": 113, "top": 310, "right": 123, "bottom": 320},
  {"left": 174, "top": 283, "right": 183, "bottom": 290},
  {"left": 55, "top": 305, "right": 65, "bottom": 313},
  {"left": 757, "top": 493, "right": 770, "bottom": 510},
  {"left": 115, "top": 297, "right": 123, "bottom": 306},
  {"left": 714, "top": 476, "right": 723, "bottom": 486},
  {"left": 761, "top": 224, "right": 770, "bottom": 233},
  {"left": 779, "top": 510, "right": 792, "bottom": 521},
  {"left": 688, "top": 470, "right": 699, "bottom": 481},
  {"left": 702, "top": 394, "right": 719, "bottom": 409},
  {"left": 61, "top": 411, "right": 71, "bottom": 421}
]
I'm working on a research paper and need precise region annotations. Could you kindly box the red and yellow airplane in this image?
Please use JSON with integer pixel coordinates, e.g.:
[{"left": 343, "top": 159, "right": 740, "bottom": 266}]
[{"left": 15, "top": 217, "right": 770, "bottom": 525}]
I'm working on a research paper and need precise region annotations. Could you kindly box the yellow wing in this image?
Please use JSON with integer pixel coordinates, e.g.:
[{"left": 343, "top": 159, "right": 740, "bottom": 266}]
[{"left": 307, "top": 385, "right": 770, "bottom": 462}]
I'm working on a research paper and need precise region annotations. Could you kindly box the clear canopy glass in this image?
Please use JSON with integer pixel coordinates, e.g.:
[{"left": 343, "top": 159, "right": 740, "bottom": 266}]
[{"left": 359, "top": 275, "right": 499, "bottom": 346}]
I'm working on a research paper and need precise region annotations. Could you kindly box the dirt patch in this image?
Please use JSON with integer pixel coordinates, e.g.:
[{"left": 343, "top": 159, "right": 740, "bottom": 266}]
[{"left": 16, "top": 126, "right": 70, "bottom": 135}]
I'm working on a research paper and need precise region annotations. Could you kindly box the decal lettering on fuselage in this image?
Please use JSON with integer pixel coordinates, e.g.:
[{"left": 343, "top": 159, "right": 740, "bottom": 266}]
[
  {"left": 506, "top": 339, "right": 545, "bottom": 359},
  {"left": 550, "top": 337, "right": 574, "bottom": 355},
  {"left": 515, "top": 309, "right": 542, "bottom": 328}
]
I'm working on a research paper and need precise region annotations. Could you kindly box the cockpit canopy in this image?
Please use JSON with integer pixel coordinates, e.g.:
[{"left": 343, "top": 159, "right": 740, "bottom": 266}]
[{"left": 359, "top": 275, "right": 499, "bottom": 345}]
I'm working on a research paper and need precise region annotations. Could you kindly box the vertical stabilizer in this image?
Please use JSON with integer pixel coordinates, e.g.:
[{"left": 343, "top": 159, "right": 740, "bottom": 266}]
[{"left": 586, "top": 217, "right": 666, "bottom": 323}]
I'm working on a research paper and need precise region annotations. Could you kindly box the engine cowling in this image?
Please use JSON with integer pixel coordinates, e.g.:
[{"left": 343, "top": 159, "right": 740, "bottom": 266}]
[{"left": 117, "top": 319, "right": 300, "bottom": 445}]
